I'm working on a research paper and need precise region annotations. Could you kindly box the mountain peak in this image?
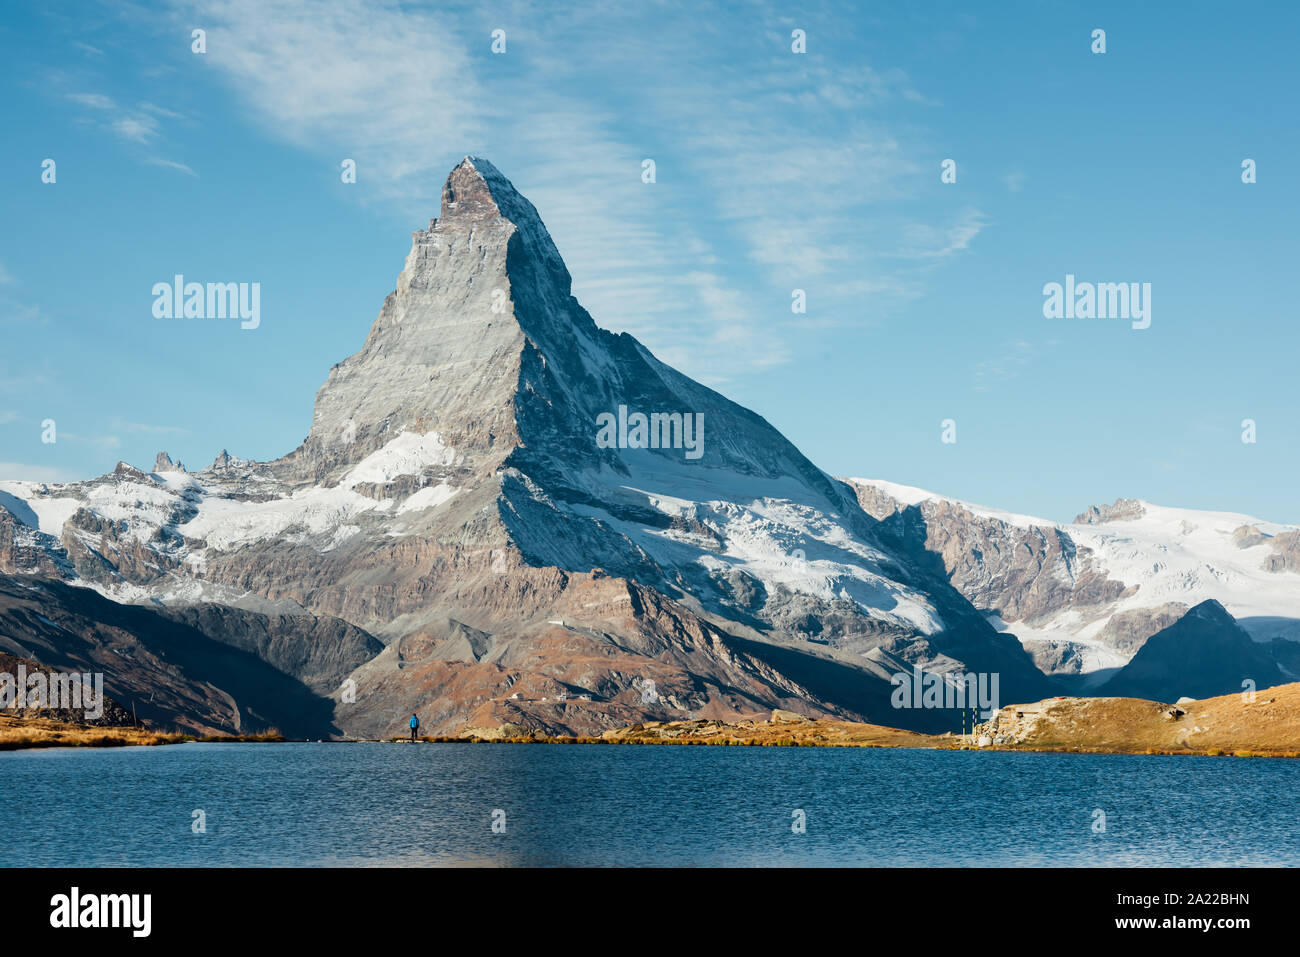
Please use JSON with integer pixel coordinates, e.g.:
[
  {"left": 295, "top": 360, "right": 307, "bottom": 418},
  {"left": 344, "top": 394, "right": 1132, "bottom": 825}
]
[
  {"left": 281, "top": 156, "right": 571, "bottom": 481},
  {"left": 1101, "top": 596, "right": 1282, "bottom": 701},
  {"left": 431, "top": 155, "right": 571, "bottom": 294},
  {"left": 1188, "top": 598, "right": 1233, "bottom": 624},
  {"left": 439, "top": 155, "right": 508, "bottom": 224},
  {"left": 438, "top": 155, "right": 542, "bottom": 233}
]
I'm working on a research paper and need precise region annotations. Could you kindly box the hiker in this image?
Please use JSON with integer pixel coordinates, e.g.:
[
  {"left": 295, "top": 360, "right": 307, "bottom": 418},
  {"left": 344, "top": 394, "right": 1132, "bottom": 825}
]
[{"left": 409, "top": 713, "right": 419, "bottom": 742}]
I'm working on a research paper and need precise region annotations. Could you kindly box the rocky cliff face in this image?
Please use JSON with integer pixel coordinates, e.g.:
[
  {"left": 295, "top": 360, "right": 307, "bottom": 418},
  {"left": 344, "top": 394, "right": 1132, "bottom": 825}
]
[
  {"left": 278, "top": 159, "right": 539, "bottom": 485},
  {"left": 1265, "top": 530, "right": 1300, "bottom": 573}
]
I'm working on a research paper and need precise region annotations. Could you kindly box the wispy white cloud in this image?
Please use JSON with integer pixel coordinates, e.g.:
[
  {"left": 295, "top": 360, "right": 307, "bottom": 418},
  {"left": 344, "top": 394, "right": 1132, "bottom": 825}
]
[
  {"left": 171, "top": 0, "right": 483, "bottom": 197},
  {"left": 146, "top": 156, "right": 197, "bottom": 176},
  {"left": 65, "top": 91, "right": 181, "bottom": 147},
  {"left": 0, "top": 303, "right": 46, "bottom": 325},
  {"left": 897, "top": 208, "right": 990, "bottom": 260},
  {"left": 66, "top": 91, "right": 116, "bottom": 110},
  {"left": 0, "top": 261, "right": 51, "bottom": 326},
  {"left": 110, "top": 113, "right": 160, "bottom": 143},
  {"left": 59, "top": 431, "right": 122, "bottom": 450},
  {"left": 0, "top": 258, "right": 49, "bottom": 327},
  {"left": 140, "top": 102, "right": 186, "bottom": 119},
  {"left": 162, "top": 0, "right": 780, "bottom": 382},
  {"left": 0, "top": 364, "right": 50, "bottom": 395}
]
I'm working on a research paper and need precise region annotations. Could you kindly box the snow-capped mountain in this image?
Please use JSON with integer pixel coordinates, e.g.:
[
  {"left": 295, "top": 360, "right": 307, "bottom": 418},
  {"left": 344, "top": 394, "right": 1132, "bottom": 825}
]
[
  {"left": 850, "top": 478, "right": 1300, "bottom": 685},
  {"left": 0, "top": 157, "right": 1053, "bottom": 737}
]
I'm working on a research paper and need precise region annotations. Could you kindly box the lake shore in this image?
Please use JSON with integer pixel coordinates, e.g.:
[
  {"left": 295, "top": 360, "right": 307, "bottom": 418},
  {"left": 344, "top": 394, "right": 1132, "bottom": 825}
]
[{"left": 7, "top": 684, "right": 1300, "bottom": 757}]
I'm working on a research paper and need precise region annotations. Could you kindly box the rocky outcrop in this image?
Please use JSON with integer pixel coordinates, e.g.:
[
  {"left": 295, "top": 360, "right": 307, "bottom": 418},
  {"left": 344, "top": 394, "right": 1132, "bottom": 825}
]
[
  {"left": 153, "top": 452, "right": 185, "bottom": 473},
  {"left": 1073, "top": 498, "right": 1145, "bottom": 525},
  {"left": 1232, "top": 524, "right": 1266, "bottom": 549},
  {"left": 0, "top": 505, "right": 71, "bottom": 578},
  {"left": 156, "top": 604, "right": 383, "bottom": 696},
  {"left": 852, "top": 485, "right": 1136, "bottom": 675},
  {"left": 1265, "top": 530, "right": 1300, "bottom": 573},
  {"left": 878, "top": 496, "right": 1131, "bottom": 626},
  {"left": 0, "top": 650, "right": 134, "bottom": 726}
]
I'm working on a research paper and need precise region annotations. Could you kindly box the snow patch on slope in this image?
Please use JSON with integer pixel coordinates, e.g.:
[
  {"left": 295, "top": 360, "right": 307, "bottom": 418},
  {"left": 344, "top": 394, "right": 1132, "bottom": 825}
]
[
  {"left": 1067, "top": 501, "right": 1300, "bottom": 636},
  {"left": 342, "top": 431, "right": 456, "bottom": 488},
  {"left": 557, "top": 455, "right": 946, "bottom": 635},
  {"left": 180, "top": 485, "right": 390, "bottom": 551},
  {"left": 397, "top": 483, "right": 458, "bottom": 513},
  {"left": 0, "top": 482, "right": 83, "bottom": 536}
]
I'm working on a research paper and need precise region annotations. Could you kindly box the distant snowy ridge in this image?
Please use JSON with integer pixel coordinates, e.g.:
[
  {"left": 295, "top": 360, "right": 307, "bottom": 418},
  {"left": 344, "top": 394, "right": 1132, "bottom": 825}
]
[{"left": 848, "top": 477, "right": 1300, "bottom": 681}]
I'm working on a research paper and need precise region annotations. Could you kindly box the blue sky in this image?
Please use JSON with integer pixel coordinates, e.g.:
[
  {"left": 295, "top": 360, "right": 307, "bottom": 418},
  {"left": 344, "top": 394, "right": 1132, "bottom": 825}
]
[{"left": 1, "top": 0, "right": 1296, "bottom": 523}]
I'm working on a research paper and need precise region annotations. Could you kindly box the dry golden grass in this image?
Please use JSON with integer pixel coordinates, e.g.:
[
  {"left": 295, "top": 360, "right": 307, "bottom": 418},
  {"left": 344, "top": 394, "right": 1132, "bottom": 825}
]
[
  {"left": 986, "top": 682, "right": 1300, "bottom": 756},
  {"left": 197, "top": 728, "right": 286, "bottom": 743},
  {"left": 0, "top": 713, "right": 187, "bottom": 751},
  {"left": 12, "top": 686, "right": 1300, "bottom": 757},
  {"left": 0, "top": 715, "right": 296, "bottom": 750},
  {"left": 596, "top": 717, "right": 951, "bottom": 749},
  {"left": 444, "top": 716, "right": 954, "bottom": 749},
  {"left": 453, "top": 686, "right": 1300, "bottom": 757}
]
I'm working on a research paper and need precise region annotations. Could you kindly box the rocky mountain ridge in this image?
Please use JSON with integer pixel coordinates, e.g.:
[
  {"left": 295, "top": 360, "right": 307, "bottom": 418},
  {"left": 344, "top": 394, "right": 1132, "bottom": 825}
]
[{"left": 849, "top": 479, "right": 1300, "bottom": 687}]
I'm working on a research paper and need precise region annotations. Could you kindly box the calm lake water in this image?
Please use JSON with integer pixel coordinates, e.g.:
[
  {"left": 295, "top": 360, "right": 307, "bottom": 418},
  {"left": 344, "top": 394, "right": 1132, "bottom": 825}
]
[{"left": 2, "top": 743, "right": 1296, "bottom": 866}]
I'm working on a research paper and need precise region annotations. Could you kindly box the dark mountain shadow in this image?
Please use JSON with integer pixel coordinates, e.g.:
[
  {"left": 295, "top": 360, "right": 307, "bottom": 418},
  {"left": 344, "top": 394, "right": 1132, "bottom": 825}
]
[
  {"left": 0, "top": 491, "right": 39, "bottom": 529},
  {"left": 0, "top": 575, "right": 354, "bottom": 737},
  {"left": 1101, "top": 600, "right": 1286, "bottom": 702},
  {"left": 726, "top": 632, "right": 980, "bottom": 734}
]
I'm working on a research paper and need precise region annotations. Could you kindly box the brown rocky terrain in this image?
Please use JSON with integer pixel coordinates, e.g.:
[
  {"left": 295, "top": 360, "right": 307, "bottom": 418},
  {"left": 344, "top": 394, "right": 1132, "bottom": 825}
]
[
  {"left": 564, "top": 682, "right": 1300, "bottom": 755},
  {"left": 591, "top": 710, "right": 947, "bottom": 748},
  {"left": 0, "top": 650, "right": 133, "bottom": 725},
  {"left": 862, "top": 492, "right": 1133, "bottom": 631},
  {"left": 1073, "top": 498, "right": 1146, "bottom": 525}
]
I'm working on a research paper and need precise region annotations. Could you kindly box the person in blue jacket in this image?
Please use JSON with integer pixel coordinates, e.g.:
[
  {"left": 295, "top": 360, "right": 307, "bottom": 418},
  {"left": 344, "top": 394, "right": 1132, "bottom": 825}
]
[{"left": 409, "top": 713, "right": 419, "bottom": 742}]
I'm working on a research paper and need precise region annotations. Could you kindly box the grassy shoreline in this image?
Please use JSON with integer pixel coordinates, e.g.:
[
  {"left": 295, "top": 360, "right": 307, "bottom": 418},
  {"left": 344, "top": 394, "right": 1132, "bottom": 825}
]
[
  {"left": 7, "top": 701, "right": 1299, "bottom": 758},
  {"left": 0, "top": 714, "right": 285, "bottom": 751}
]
